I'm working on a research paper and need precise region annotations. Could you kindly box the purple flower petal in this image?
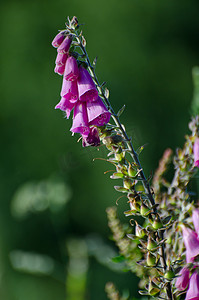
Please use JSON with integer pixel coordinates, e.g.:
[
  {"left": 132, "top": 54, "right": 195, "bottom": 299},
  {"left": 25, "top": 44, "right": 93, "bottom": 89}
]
[
  {"left": 175, "top": 267, "right": 190, "bottom": 291},
  {"left": 61, "top": 78, "right": 78, "bottom": 102},
  {"left": 194, "top": 138, "right": 199, "bottom": 168},
  {"left": 182, "top": 226, "right": 199, "bottom": 263},
  {"left": 87, "top": 97, "right": 111, "bottom": 126},
  {"left": 185, "top": 271, "right": 199, "bottom": 300},
  {"left": 77, "top": 65, "right": 98, "bottom": 102},
  {"left": 52, "top": 31, "right": 66, "bottom": 48},
  {"left": 55, "top": 97, "right": 76, "bottom": 119},
  {"left": 82, "top": 127, "right": 100, "bottom": 147},
  {"left": 54, "top": 64, "right": 65, "bottom": 75},
  {"left": 64, "top": 56, "right": 79, "bottom": 81},
  {"left": 57, "top": 36, "right": 72, "bottom": 54},
  {"left": 70, "top": 102, "right": 90, "bottom": 137},
  {"left": 55, "top": 52, "right": 68, "bottom": 66}
]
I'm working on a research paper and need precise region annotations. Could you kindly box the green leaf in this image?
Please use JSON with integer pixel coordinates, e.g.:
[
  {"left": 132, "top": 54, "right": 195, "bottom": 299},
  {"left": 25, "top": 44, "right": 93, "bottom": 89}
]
[
  {"left": 117, "top": 105, "right": 126, "bottom": 117},
  {"left": 114, "top": 186, "right": 129, "bottom": 193}
]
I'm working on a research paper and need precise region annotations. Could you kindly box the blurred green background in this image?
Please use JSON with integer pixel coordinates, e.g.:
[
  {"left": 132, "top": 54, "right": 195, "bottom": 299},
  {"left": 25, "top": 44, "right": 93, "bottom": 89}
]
[{"left": 1, "top": 0, "right": 199, "bottom": 299}]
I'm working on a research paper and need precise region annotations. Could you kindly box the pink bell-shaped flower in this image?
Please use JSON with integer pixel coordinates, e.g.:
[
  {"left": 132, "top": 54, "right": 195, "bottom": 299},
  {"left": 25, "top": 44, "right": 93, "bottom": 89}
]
[
  {"left": 77, "top": 65, "right": 98, "bottom": 102},
  {"left": 185, "top": 271, "right": 199, "bottom": 300},
  {"left": 52, "top": 31, "right": 66, "bottom": 48},
  {"left": 87, "top": 97, "right": 111, "bottom": 126},
  {"left": 70, "top": 102, "right": 90, "bottom": 137},
  {"left": 55, "top": 52, "right": 68, "bottom": 66},
  {"left": 54, "top": 64, "right": 65, "bottom": 75},
  {"left": 175, "top": 267, "right": 190, "bottom": 291},
  {"left": 193, "top": 138, "right": 199, "bottom": 168},
  {"left": 193, "top": 209, "right": 199, "bottom": 236},
  {"left": 58, "top": 36, "right": 72, "bottom": 54},
  {"left": 61, "top": 78, "right": 78, "bottom": 102},
  {"left": 82, "top": 127, "right": 100, "bottom": 147},
  {"left": 182, "top": 226, "right": 199, "bottom": 263},
  {"left": 64, "top": 56, "right": 79, "bottom": 81},
  {"left": 55, "top": 97, "right": 76, "bottom": 119}
]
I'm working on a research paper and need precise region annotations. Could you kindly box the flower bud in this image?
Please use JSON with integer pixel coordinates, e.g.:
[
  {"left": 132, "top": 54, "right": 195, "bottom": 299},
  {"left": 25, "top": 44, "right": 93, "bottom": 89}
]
[
  {"left": 148, "top": 279, "right": 160, "bottom": 296},
  {"left": 135, "top": 221, "right": 146, "bottom": 238},
  {"left": 152, "top": 214, "right": 163, "bottom": 230},
  {"left": 147, "top": 235, "right": 157, "bottom": 251},
  {"left": 164, "top": 269, "right": 175, "bottom": 280},
  {"left": 146, "top": 252, "right": 156, "bottom": 266},
  {"left": 140, "top": 203, "right": 150, "bottom": 216},
  {"left": 128, "top": 163, "right": 137, "bottom": 178},
  {"left": 123, "top": 179, "right": 132, "bottom": 190}
]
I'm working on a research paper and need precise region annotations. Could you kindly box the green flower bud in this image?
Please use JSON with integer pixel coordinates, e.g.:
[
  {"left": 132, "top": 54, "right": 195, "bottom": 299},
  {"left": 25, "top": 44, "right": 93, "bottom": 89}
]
[
  {"left": 135, "top": 221, "right": 146, "bottom": 238},
  {"left": 128, "top": 163, "right": 137, "bottom": 178},
  {"left": 148, "top": 279, "right": 160, "bottom": 296},
  {"left": 146, "top": 252, "right": 156, "bottom": 266},
  {"left": 147, "top": 235, "right": 157, "bottom": 251},
  {"left": 164, "top": 269, "right": 175, "bottom": 280},
  {"left": 123, "top": 179, "right": 132, "bottom": 189},
  {"left": 140, "top": 203, "right": 150, "bottom": 216},
  {"left": 152, "top": 214, "right": 163, "bottom": 230}
]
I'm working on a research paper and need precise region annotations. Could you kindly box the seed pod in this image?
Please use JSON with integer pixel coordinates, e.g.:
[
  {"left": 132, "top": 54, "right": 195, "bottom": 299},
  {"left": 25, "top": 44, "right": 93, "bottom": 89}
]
[
  {"left": 140, "top": 203, "right": 150, "bottom": 216},
  {"left": 152, "top": 214, "right": 163, "bottom": 230},
  {"left": 123, "top": 179, "right": 132, "bottom": 189},
  {"left": 147, "top": 235, "right": 158, "bottom": 251},
  {"left": 148, "top": 279, "right": 160, "bottom": 296},
  {"left": 135, "top": 221, "right": 146, "bottom": 238},
  {"left": 146, "top": 252, "right": 156, "bottom": 266}
]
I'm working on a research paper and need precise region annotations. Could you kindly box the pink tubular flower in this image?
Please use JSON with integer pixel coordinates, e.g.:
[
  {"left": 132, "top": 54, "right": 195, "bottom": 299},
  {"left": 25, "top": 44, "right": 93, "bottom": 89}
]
[
  {"left": 64, "top": 56, "right": 79, "bottom": 81},
  {"left": 87, "top": 97, "right": 111, "bottom": 126},
  {"left": 175, "top": 267, "right": 190, "bottom": 291},
  {"left": 55, "top": 52, "right": 68, "bottom": 66},
  {"left": 82, "top": 127, "right": 100, "bottom": 147},
  {"left": 182, "top": 226, "right": 199, "bottom": 263},
  {"left": 185, "top": 271, "right": 199, "bottom": 300},
  {"left": 193, "top": 209, "right": 199, "bottom": 236},
  {"left": 61, "top": 79, "right": 78, "bottom": 102},
  {"left": 58, "top": 36, "right": 72, "bottom": 54},
  {"left": 55, "top": 97, "right": 76, "bottom": 119},
  {"left": 77, "top": 65, "right": 98, "bottom": 102},
  {"left": 54, "top": 64, "right": 65, "bottom": 75},
  {"left": 70, "top": 102, "right": 90, "bottom": 137},
  {"left": 52, "top": 31, "right": 66, "bottom": 48},
  {"left": 193, "top": 138, "right": 199, "bottom": 168}
]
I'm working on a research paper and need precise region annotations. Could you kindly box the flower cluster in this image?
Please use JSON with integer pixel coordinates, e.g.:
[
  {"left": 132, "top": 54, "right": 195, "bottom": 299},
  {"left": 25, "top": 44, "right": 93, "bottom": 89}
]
[
  {"left": 52, "top": 31, "right": 111, "bottom": 146},
  {"left": 176, "top": 209, "right": 199, "bottom": 299}
]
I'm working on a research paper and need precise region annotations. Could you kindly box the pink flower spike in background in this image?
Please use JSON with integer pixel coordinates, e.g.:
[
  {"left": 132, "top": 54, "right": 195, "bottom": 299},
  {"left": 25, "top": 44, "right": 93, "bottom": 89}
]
[
  {"left": 64, "top": 56, "right": 79, "bottom": 81},
  {"left": 193, "top": 209, "right": 199, "bottom": 236},
  {"left": 87, "top": 97, "right": 111, "bottom": 126},
  {"left": 55, "top": 97, "right": 76, "bottom": 119},
  {"left": 70, "top": 102, "right": 90, "bottom": 137},
  {"left": 58, "top": 36, "right": 72, "bottom": 54},
  {"left": 182, "top": 226, "right": 199, "bottom": 263},
  {"left": 52, "top": 31, "right": 66, "bottom": 48},
  {"left": 77, "top": 65, "right": 98, "bottom": 102},
  {"left": 175, "top": 267, "right": 190, "bottom": 291},
  {"left": 193, "top": 137, "right": 199, "bottom": 167},
  {"left": 61, "top": 79, "right": 78, "bottom": 102},
  {"left": 185, "top": 271, "right": 199, "bottom": 300}
]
